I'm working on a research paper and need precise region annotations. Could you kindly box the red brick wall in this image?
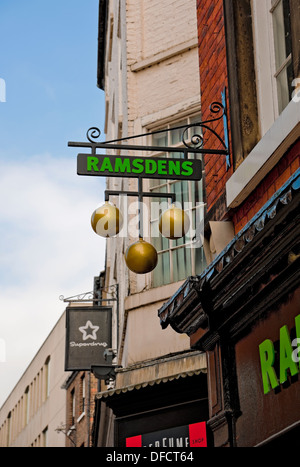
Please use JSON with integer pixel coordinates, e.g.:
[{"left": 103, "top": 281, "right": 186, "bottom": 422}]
[
  {"left": 197, "top": 1, "right": 300, "bottom": 235},
  {"left": 232, "top": 139, "right": 300, "bottom": 233},
  {"left": 197, "top": 0, "right": 233, "bottom": 213},
  {"left": 66, "top": 372, "right": 99, "bottom": 447}
]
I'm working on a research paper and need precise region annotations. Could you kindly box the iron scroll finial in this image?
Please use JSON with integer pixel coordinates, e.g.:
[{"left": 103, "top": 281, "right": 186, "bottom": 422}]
[
  {"left": 209, "top": 101, "right": 225, "bottom": 119},
  {"left": 86, "top": 127, "right": 102, "bottom": 143},
  {"left": 182, "top": 101, "right": 227, "bottom": 150},
  {"left": 182, "top": 126, "right": 204, "bottom": 150}
]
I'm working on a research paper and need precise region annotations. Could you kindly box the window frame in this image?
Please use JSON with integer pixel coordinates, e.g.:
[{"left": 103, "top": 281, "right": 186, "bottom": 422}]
[
  {"left": 146, "top": 114, "right": 207, "bottom": 287},
  {"left": 80, "top": 373, "right": 86, "bottom": 416},
  {"left": 251, "top": 0, "right": 294, "bottom": 136},
  {"left": 270, "top": 0, "right": 293, "bottom": 113}
]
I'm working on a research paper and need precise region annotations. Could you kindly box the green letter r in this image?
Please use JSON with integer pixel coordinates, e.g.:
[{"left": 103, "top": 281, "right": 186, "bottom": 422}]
[{"left": 259, "top": 339, "right": 279, "bottom": 394}]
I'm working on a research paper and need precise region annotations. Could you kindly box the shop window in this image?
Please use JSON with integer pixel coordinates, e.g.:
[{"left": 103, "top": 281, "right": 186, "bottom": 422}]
[{"left": 149, "top": 116, "right": 206, "bottom": 287}]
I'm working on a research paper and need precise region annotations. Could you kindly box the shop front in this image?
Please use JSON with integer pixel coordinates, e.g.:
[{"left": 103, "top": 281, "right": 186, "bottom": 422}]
[
  {"left": 92, "top": 353, "right": 210, "bottom": 448},
  {"left": 235, "top": 289, "right": 300, "bottom": 446},
  {"left": 158, "top": 170, "right": 300, "bottom": 447}
]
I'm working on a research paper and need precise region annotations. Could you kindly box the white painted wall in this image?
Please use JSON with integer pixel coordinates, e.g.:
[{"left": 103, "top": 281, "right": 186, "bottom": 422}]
[
  {"left": 102, "top": 0, "right": 201, "bottom": 368},
  {"left": 0, "top": 312, "right": 71, "bottom": 447}
]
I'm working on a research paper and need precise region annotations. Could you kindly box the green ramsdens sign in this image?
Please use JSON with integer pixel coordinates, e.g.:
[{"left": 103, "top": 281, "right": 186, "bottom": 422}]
[
  {"left": 77, "top": 154, "right": 202, "bottom": 181},
  {"left": 259, "top": 313, "right": 300, "bottom": 395}
]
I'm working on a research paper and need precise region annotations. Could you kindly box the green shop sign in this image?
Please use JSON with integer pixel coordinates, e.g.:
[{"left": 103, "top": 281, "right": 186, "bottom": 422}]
[
  {"left": 259, "top": 313, "right": 300, "bottom": 395},
  {"left": 77, "top": 154, "right": 202, "bottom": 181}
]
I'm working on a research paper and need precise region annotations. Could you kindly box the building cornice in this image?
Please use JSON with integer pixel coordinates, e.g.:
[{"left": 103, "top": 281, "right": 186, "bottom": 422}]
[{"left": 130, "top": 38, "right": 198, "bottom": 72}]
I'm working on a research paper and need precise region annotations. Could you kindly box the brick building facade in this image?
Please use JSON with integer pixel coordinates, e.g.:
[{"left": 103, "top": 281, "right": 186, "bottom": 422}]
[
  {"left": 232, "top": 139, "right": 300, "bottom": 233},
  {"left": 64, "top": 371, "right": 98, "bottom": 447},
  {"left": 197, "top": 0, "right": 300, "bottom": 234},
  {"left": 197, "top": 0, "right": 232, "bottom": 215}
]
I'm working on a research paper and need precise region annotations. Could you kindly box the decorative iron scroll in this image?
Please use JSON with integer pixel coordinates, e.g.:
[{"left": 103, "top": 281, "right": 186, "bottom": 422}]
[
  {"left": 83, "top": 104, "right": 227, "bottom": 151},
  {"left": 87, "top": 127, "right": 102, "bottom": 143},
  {"left": 182, "top": 101, "right": 227, "bottom": 150},
  {"left": 60, "top": 283, "right": 118, "bottom": 303},
  {"left": 68, "top": 94, "right": 230, "bottom": 168}
]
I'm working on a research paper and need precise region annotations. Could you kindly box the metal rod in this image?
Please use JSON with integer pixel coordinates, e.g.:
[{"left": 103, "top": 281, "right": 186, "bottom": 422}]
[
  {"left": 138, "top": 178, "right": 143, "bottom": 238},
  {"left": 105, "top": 190, "right": 176, "bottom": 202},
  {"left": 97, "top": 121, "right": 198, "bottom": 145},
  {"left": 221, "top": 87, "right": 231, "bottom": 170},
  {"left": 68, "top": 140, "right": 228, "bottom": 155},
  {"left": 62, "top": 298, "right": 117, "bottom": 303},
  {"left": 105, "top": 186, "right": 176, "bottom": 239},
  {"left": 116, "top": 283, "right": 119, "bottom": 355}
]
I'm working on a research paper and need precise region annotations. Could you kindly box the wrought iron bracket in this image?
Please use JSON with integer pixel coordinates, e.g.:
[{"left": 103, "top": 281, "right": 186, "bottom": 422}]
[
  {"left": 60, "top": 283, "right": 120, "bottom": 355},
  {"left": 59, "top": 283, "right": 118, "bottom": 304},
  {"left": 68, "top": 93, "right": 230, "bottom": 169}
]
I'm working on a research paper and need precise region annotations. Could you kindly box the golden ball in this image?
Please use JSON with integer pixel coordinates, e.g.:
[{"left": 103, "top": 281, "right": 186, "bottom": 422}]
[
  {"left": 159, "top": 206, "right": 190, "bottom": 239},
  {"left": 124, "top": 238, "right": 158, "bottom": 274},
  {"left": 91, "top": 202, "right": 123, "bottom": 237}
]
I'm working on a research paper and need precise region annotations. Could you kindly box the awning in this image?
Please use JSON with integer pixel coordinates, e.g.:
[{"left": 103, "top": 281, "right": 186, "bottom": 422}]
[{"left": 95, "top": 367, "right": 206, "bottom": 401}]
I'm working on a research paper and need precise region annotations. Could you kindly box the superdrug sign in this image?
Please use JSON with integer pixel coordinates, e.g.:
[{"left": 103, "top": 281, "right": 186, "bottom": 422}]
[{"left": 65, "top": 306, "right": 112, "bottom": 371}]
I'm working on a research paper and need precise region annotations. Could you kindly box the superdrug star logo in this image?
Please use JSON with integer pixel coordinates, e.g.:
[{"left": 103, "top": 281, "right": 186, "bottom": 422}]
[{"left": 79, "top": 320, "right": 100, "bottom": 341}]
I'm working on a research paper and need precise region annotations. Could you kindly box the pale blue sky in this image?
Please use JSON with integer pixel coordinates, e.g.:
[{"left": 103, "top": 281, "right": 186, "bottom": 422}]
[
  {"left": 0, "top": 0, "right": 105, "bottom": 159},
  {"left": 0, "top": 0, "right": 107, "bottom": 406}
]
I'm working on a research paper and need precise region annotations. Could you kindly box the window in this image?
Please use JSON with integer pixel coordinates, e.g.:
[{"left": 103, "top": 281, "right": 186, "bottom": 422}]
[
  {"left": 149, "top": 116, "right": 206, "bottom": 288},
  {"left": 24, "top": 386, "right": 30, "bottom": 426},
  {"left": 271, "top": 0, "right": 293, "bottom": 113},
  {"left": 44, "top": 356, "right": 50, "bottom": 400},
  {"left": 42, "top": 427, "right": 48, "bottom": 447},
  {"left": 6, "top": 412, "right": 11, "bottom": 447},
  {"left": 70, "top": 389, "right": 75, "bottom": 426},
  {"left": 252, "top": 0, "right": 295, "bottom": 135},
  {"left": 80, "top": 374, "right": 86, "bottom": 414}
]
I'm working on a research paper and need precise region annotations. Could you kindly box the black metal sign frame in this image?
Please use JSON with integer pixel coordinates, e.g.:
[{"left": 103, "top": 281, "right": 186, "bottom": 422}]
[
  {"left": 65, "top": 306, "right": 112, "bottom": 372},
  {"left": 68, "top": 98, "right": 230, "bottom": 167},
  {"left": 77, "top": 153, "right": 203, "bottom": 181},
  {"left": 68, "top": 97, "right": 230, "bottom": 238}
]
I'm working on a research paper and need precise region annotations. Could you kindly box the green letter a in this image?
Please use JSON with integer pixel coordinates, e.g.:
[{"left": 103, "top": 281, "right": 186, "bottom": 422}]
[{"left": 279, "top": 325, "right": 299, "bottom": 384}]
